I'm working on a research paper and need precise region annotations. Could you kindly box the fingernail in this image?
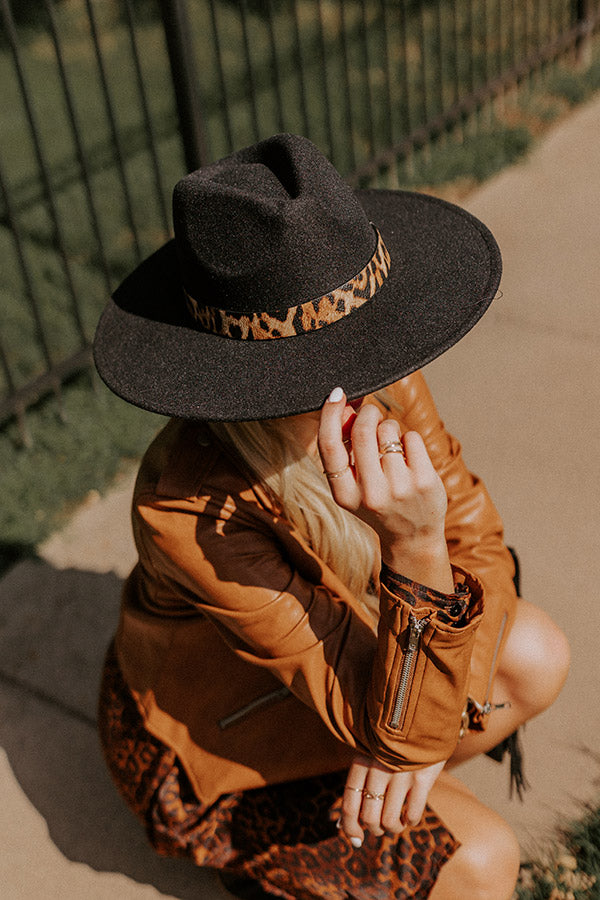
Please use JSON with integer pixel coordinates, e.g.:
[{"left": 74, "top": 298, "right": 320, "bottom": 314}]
[
  {"left": 350, "top": 837, "right": 363, "bottom": 849},
  {"left": 328, "top": 386, "right": 344, "bottom": 403}
]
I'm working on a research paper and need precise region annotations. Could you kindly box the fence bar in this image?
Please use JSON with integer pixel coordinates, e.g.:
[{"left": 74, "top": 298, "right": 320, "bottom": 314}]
[
  {"left": 208, "top": 0, "right": 234, "bottom": 153},
  {"left": 0, "top": 155, "right": 53, "bottom": 374},
  {"left": 339, "top": 1, "right": 357, "bottom": 172},
  {"left": 44, "top": 0, "right": 113, "bottom": 295},
  {"left": 0, "top": 347, "right": 92, "bottom": 431},
  {"left": 435, "top": 0, "right": 445, "bottom": 115},
  {"left": 84, "top": 0, "right": 143, "bottom": 260},
  {"left": 397, "top": 0, "right": 412, "bottom": 137},
  {"left": 497, "top": 0, "right": 504, "bottom": 79},
  {"left": 0, "top": 150, "right": 58, "bottom": 440},
  {"left": 379, "top": 0, "right": 395, "bottom": 148},
  {"left": 576, "top": 0, "right": 595, "bottom": 64},
  {"left": 466, "top": 0, "right": 476, "bottom": 94},
  {"left": 0, "top": 157, "right": 30, "bottom": 444},
  {"left": 239, "top": 2, "right": 261, "bottom": 143},
  {"left": 1, "top": 0, "right": 87, "bottom": 348},
  {"left": 482, "top": 0, "right": 490, "bottom": 86},
  {"left": 418, "top": 2, "right": 429, "bottom": 127},
  {"left": 123, "top": 0, "right": 171, "bottom": 236},
  {"left": 158, "top": 0, "right": 209, "bottom": 171},
  {"left": 316, "top": 0, "right": 335, "bottom": 160},
  {"left": 358, "top": 1, "right": 376, "bottom": 157},
  {"left": 0, "top": 341, "right": 30, "bottom": 444},
  {"left": 263, "top": 0, "right": 284, "bottom": 135},
  {"left": 450, "top": 0, "right": 461, "bottom": 107},
  {"left": 291, "top": 0, "right": 310, "bottom": 138},
  {"left": 510, "top": 0, "right": 518, "bottom": 69}
]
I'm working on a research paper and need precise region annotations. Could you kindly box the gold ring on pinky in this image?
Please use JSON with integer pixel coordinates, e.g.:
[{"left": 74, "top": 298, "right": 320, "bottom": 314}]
[
  {"left": 344, "top": 786, "right": 364, "bottom": 794},
  {"left": 324, "top": 465, "right": 350, "bottom": 479},
  {"left": 363, "top": 790, "right": 386, "bottom": 801}
]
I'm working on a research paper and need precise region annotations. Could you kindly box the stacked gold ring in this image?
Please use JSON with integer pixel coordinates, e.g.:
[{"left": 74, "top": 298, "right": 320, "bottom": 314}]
[
  {"left": 379, "top": 440, "right": 406, "bottom": 459},
  {"left": 363, "top": 790, "right": 386, "bottom": 801},
  {"left": 344, "top": 786, "right": 386, "bottom": 801}
]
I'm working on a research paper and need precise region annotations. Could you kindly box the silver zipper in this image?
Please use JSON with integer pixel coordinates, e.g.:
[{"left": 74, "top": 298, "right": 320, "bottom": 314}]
[
  {"left": 389, "top": 614, "right": 430, "bottom": 730},
  {"left": 218, "top": 686, "right": 290, "bottom": 730}
]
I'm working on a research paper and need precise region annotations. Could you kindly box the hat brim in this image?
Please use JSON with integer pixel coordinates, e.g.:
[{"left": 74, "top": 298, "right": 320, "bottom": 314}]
[{"left": 93, "top": 189, "right": 501, "bottom": 421}]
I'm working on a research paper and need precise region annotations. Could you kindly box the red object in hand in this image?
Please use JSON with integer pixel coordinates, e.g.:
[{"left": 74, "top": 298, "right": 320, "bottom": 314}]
[{"left": 342, "top": 410, "right": 357, "bottom": 442}]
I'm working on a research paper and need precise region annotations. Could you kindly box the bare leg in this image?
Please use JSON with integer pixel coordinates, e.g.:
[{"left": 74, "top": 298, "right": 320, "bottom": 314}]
[
  {"left": 427, "top": 772, "right": 521, "bottom": 900},
  {"left": 448, "top": 597, "right": 570, "bottom": 766},
  {"left": 423, "top": 599, "right": 569, "bottom": 897}
]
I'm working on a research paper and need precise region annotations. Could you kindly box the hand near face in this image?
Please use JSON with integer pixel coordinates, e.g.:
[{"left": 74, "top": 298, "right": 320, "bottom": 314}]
[{"left": 318, "top": 387, "right": 453, "bottom": 592}]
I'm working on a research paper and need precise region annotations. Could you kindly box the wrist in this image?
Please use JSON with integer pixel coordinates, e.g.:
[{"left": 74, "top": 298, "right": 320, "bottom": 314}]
[{"left": 381, "top": 540, "right": 454, "bottom": 594}]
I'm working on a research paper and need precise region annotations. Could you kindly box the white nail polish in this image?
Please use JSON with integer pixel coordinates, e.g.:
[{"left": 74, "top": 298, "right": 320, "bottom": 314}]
[
  {"left": 328, "top": 386, "right": 344, "bottom": 403},
  {"left": 350, "top": 837, "right": 363, "bottom": 849}
]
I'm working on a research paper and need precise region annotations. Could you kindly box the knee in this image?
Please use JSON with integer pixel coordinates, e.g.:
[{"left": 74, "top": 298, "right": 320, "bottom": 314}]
[
  {"left": 498, "top": 600, "right": 570, "bottom": 716},
  {"left": 454, "top": 814, "right": 521, "bottom": 900}
]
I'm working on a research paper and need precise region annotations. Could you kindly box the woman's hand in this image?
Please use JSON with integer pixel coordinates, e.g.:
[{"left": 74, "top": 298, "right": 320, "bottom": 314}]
[
  {"left": 339, "top": 754, "right": 446, "bottom": 845},
  {"left": 318, "top": 387, "right": 453, "bottom": 591}
]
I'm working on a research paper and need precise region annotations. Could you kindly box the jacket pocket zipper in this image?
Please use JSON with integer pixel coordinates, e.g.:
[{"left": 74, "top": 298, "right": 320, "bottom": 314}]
[
  {"left": 218, "top": 685, "right": 290, "bottom": 730},
  {"left": 389, "top": 614, "right": 430, "bottom": 730}
]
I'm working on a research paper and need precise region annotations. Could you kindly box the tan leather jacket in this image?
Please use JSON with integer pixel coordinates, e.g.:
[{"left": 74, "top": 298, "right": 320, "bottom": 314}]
[{"left": 114, "top": 373, "right": 518, "bottom": 806}]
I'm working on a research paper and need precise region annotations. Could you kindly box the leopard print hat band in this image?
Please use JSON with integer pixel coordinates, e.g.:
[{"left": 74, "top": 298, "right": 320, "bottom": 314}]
[{"left": 184, "top": 226, "right": 391, "bottom": 341}]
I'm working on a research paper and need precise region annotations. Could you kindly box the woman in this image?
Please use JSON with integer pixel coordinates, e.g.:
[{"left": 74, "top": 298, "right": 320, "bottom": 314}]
[{"left": 93, "top": 134, "right": 569, "bottom": 899}]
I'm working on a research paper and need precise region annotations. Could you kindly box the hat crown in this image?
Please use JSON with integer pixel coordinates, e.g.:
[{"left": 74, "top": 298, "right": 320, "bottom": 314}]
[{"left": 173, "top": 133, "right": 375, "bottom": 313}]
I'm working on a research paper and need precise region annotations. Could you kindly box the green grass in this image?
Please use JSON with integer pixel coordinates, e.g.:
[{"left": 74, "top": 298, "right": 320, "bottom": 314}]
[
  {"left": 515, "top": 800, "right": 600, "bottom": 899},
  {"left": 0, "top": 372, "right": 164, "bottom": 558}
]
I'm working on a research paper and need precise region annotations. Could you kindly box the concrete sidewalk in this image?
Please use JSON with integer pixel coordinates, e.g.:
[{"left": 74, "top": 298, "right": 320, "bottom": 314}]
[{"left": 2, "top": 94, "right": 600, "bottom": 897}]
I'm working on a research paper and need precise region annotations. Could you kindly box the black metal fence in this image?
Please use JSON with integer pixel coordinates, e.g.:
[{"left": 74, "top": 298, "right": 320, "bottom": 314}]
[{"left": 1, "top": 0, "right": 599, "bottom": 444}]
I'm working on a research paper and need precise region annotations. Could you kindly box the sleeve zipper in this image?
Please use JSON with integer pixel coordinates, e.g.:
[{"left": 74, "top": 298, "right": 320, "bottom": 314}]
[{"left": 388, "top": 613, "right": 430, "bottom": 730}]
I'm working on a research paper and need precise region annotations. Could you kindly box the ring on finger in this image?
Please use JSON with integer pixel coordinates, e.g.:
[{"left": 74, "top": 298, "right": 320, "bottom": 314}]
[
  {"left": 324, "top": 465, "right": 350, "bottom": 479},
  {"left": 379, "top": 440, "right": 406, "bottom": 459},
  {"left": 344, "top": 785, "right": 364, "bottom": 794},
  {"left": 363, "top": 790, "right": 386, "bottom": 801}
]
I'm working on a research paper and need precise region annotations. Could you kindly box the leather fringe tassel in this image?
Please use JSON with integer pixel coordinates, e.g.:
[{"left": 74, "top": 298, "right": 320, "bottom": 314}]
[{"left": 486, "top": 729, "right": 529, "bottom": 801}]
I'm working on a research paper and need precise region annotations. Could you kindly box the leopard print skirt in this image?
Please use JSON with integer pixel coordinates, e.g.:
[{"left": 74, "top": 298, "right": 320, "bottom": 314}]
[{"left": 98, "top": 643, "right": 458, "bottom": 899}]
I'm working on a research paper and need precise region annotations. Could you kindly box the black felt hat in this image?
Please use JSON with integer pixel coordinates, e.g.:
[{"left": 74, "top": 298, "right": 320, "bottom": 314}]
[{"left": 93, "top": 133, "right": 501, "bottom": 421}]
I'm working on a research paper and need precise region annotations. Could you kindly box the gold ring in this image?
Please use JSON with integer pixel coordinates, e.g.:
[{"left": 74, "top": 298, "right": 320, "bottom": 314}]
[
  {"left": 324, "top": 465, "right": 350, "bottom": 479},
  {"left": 344, "top": 786, "right": 364, "bottom": 794},
  {"left": 379, "top": 440, "right": 405, "bottom": 458},
  {"left": 363, "top": 790, "right": 386, "bottom": 801}
]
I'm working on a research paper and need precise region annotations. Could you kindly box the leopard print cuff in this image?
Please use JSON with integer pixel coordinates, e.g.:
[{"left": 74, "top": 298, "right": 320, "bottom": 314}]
[{"left": 380, "top": 562, "right": 472, "bottom": 626}]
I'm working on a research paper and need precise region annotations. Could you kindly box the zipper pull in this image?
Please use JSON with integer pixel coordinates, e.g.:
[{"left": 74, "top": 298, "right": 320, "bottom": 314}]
[
  {"left": 481, "top": 699, "right": 513, "bottom": 716},
  {"left": 407, "top": 614, "right": 429, "bottom": 649}
]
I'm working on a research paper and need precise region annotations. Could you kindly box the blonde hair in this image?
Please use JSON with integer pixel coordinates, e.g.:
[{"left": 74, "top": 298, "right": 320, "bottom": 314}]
[{"left": 207, "top": 390, "right": 401, "bottom": 619}]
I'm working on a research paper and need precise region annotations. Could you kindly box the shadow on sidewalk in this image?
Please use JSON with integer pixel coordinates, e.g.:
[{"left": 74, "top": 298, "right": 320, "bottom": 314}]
[{"left": 0, "top": 553, "right": 216, "bottom": 898}]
